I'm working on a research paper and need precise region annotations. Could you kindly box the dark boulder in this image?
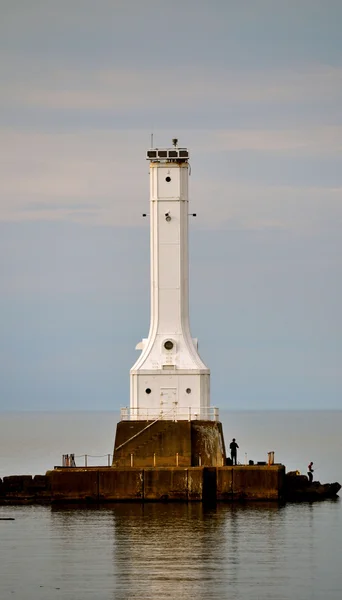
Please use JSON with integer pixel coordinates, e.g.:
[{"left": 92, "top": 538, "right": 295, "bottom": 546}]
[{"left": 285, "top": 471, "right": 341, "bottom": 501}]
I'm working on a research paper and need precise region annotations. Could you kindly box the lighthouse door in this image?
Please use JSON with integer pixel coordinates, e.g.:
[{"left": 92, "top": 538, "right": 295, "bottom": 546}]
[{"left": 160, "top": 388, "right": 177, "bottom": 419}]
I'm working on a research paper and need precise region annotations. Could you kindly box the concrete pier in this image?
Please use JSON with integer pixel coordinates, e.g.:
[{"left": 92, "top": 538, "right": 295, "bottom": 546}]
[
  {"left": 0, "top": 465, "right": 286, "bottom": 504},
  {"left": 217, "top": 465, "right": 285, "bottom": 501}
]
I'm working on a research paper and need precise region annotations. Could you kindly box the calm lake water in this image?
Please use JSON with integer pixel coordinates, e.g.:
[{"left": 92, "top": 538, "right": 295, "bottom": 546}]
[{"left": 0, "top": 411, "right": 341, "bottom": 599}]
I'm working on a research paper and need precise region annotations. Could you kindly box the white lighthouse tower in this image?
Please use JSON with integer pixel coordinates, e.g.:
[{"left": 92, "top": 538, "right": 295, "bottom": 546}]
[{"left": 129, "top": 141, "right": 212, "bottom": 421}]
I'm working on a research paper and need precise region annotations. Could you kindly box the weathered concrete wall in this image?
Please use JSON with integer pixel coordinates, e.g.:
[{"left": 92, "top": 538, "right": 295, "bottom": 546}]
[
  {"left": 47, "top": 468, "right": 204, "bottom": 502},
  {"left": 113, "top": 421, "right": 192, "bottom": 467},
  {"left": 187, "top": 468, "right": 204, "bottom": 501},
  {"left": 99, "top": 469, "right": 143, "bottom": 501},
  {"left": 144, "top": 468, "right": 189, "bottom": 501},
  {"left": 114, "top": 421, "right": 149, "bottom": 448},
  {"left": 191, "top": 422, "right": 226, "bottom": 466},
  {"left": 113, "top": 420, "right": 226, "bottom": 468},
  {"left": 49, "top": 469, "right": 99, "bottom": 502},
  {"left": 216, "top": 467, "right": 233, "bottom": 500},
  {"left": 217, "top": 465, "right": 285, "bottom": 501},
  {"left": 1, "top": 465, "right": 286, "bottom": 504}
]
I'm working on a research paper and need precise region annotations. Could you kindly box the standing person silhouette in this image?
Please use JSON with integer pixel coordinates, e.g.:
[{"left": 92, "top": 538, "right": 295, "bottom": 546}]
[
  {"left": 307, "top": 461, "right": 314, "bottom": 484},
  {"left": 230, "top": 438, "right": 239, "bottom": 465}
]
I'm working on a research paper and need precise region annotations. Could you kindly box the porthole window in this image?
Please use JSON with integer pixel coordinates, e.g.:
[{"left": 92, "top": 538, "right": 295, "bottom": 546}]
[
  {"left": 165, "top": 176, "right": 171, "bottom": 182},
  {"left": 186, "top": 388, "right": 191, "bottom": 394},
  {"left": 164, "top": 340, "right": 174, "bottom": 350},
  {"left": 145, "top": 388, "right": 151, "bottom": 394}
]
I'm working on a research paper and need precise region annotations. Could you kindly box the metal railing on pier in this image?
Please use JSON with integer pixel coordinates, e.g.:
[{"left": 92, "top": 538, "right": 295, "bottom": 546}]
[
  {"left": 61, "top": 451, "right": 228, "bottom": 469},
  {"left": 61, "top": 454, "right": 113, "bottom": 468},
  {"left": 120, "top": 405, "right": 219, "bottom": 422}
]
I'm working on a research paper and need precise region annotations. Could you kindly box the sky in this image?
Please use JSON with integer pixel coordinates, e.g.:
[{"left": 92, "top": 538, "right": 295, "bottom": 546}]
[{"left": 0, "top": 0, "right": 341, "bottom": 411}]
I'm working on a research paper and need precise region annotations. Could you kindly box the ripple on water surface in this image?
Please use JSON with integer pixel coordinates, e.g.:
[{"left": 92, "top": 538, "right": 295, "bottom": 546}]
[{"left": 0, "top": 501, "right": 341, "bottom": 600}]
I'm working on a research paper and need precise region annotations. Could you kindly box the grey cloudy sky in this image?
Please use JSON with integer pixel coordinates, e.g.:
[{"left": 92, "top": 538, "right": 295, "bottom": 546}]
[{"left": 0, "top": 0, "right": 341, "bottom": 410}]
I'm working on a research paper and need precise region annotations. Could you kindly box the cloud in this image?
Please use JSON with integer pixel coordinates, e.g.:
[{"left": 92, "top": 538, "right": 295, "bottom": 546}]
[
  {"left": 213, "top": 126, "right": 342, "bottom": 155},
  {"left": 1, "top": 64, "right": 341, "bottom": 116},
  {"left": 0, "top": 129, "right": 146, "bottom": 225},
  {"left": 192, "top": 179, "right": 342, "bottom": 234},
  {"left": 0, "top": 128, "right": 341, "bottom": 234}
]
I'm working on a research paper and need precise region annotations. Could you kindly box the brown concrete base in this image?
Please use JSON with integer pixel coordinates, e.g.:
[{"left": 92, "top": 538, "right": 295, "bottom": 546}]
[
  {"left": 99, "top": 468, "right": 144, "bottom": 501},
  {"left": 2, "top": 465, "right": 340, "bottom": 505},
  {"left": 113, "top": 420, "right": 226, "bottom": 467},
  {"left": 0, "top": 465, "right": 284, "bottom": 504},
  {"left": 217, "top": 465, "right": 286, "bottom": 501},
  {"left": 48, "top": 467, "right": 208, "bottom": 502},
  {"left": 47, "top": 465, "right": 284, "bottom": 503}
]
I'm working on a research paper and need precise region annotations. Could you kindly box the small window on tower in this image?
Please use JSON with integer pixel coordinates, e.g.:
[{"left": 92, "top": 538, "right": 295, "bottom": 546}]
[
  {"left": 164, "top": 340, "right": 174, "bottom": 350},
  {"left": 145, "top": 388, "right": 151, "bottom": 394},
  {"left": 186, "top": 388, "right": 191, "bottom": 394},
  {"left": 165, "top": 176, "right": 171, "bottom": 182}
]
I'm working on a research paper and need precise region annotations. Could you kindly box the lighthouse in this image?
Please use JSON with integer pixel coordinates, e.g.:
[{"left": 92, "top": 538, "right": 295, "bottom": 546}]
[
  {"left": 129, "top": 141, "right": 212, "bottom": 421},
  {"left": 114, "top": 141, "right": 224, "bottom": 467}
]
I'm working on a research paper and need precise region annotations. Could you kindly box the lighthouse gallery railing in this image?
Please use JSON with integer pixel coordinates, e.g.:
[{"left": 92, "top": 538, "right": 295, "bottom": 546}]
[{"left": 120, "top": 406, "right": 219, "bottom": 422}]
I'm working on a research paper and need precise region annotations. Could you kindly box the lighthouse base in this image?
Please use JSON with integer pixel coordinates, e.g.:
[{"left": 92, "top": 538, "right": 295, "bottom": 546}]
[
  {"left": 0, "top": 465, "right": 287, "bottom": 504},
  {"left": 112, "top": 420, "right": 226, "bottom": 468}
]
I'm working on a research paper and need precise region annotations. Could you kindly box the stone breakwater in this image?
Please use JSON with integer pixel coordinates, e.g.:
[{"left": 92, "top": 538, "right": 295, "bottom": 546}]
[
  {"left": 0, "top": 467, "right": 340, "bottom": 505},
  {"left": 0, "top": 475, "right": 51, "bottom": 504},
  {"left": 285, "top": 472, "right": 341, "bottom": 502}
]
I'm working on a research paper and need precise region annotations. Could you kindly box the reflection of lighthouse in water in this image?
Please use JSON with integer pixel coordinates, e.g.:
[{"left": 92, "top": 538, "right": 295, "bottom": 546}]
[
  {"left": 111, "top": 503, "right": 226, "bottom": 600},
  {"left": 130, "top": 141, "right": 211, "bottom": 421}
]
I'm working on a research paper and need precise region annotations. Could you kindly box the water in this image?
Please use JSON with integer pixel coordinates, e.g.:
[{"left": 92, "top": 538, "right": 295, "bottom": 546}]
[
  {"left": 0, "top": 410, "right": 341, "bottom": 482},
  {"left": 0, "top": 411, "right": 341, "bottom": 599},
  {"left": 0, "top": 501, "right": 341, "bottom": 600}
]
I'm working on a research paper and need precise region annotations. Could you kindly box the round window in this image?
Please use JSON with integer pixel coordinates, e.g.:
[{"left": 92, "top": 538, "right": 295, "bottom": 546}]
[
  {"left": 186, "top": 388, "right": 191, "bottom": 394},
  {"left": 165, "top": 176, "right": 171, "bottom": 182},
  {"left": 164, "top": 340, "right": 174, "bottom": 350},
  {"left": 145, "top": 388, "right": 151, "bottom": 394}
]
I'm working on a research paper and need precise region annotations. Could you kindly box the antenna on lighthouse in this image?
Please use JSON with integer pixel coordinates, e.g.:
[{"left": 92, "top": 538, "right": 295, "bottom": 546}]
[{"left": 172, "top": 138, "right": 178, "bottom": 147}]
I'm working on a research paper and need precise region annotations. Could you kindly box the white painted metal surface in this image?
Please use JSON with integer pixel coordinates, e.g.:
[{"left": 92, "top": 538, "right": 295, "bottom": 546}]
[
  {"left": 120, "top": 406, "right": 219, "bottom": 422},
  {"left": 129, "top": 143, "right": 210, "bottom": 420}
]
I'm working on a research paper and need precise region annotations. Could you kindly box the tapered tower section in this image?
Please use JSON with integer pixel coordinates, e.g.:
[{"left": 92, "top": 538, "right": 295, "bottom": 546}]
[{"left": 130, "top": 143, "right": 211, "bottom": 420}]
